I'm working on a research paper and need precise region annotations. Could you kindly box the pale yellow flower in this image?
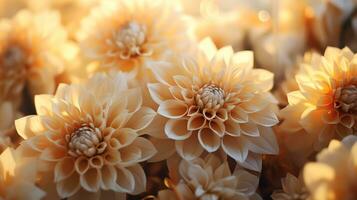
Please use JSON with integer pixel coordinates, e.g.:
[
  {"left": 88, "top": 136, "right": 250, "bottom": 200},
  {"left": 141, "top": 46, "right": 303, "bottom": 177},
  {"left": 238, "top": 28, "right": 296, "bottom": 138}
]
[
  {"left": 77, "top": 0, "right": 192, "bottom": 76},
  {"left": 147, "top": 38, "right": 279, "bottom": 171},
  {"left": 0, "top": 147, "right": 45, "bottom": 200},
  {"left": 15, "top": 73, "right": 157, "bottom": 199},
  {"left": 271, "top": 173, "right": 309, "bottom": 200},
  {"left": 0, "top": 10, "right": 76, "bottom": 108},
  {"left": 152, "top": 154, "right": 261, "bottom": 200},
  {"left": 303, "top": 135, "right": 357, "bottom": 200},
  {"left": 280, "top": 47, "right": 357, "bottom": 150}
]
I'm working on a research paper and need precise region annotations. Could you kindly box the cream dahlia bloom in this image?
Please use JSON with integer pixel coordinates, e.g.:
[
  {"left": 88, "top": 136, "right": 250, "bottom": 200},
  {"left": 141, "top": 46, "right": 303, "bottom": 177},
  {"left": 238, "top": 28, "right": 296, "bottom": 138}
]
[
  {"left": 271, "top": 173, "right": 309, "bottom": 200},
  {"left": 15, "top": 73, "right": 157, "bottom": 199},
  {"left": 303, "top": 135, "right": 357, "bottom": 200},
  {"left": 0, "top": 10, "right": 76, "bottom": 108},
  {"left": 0, "top": 147, "right": 45, "bottom": 200},
  {"left": 152, "top": 154, "right": 261, "bottom": 200},
  {"left": 147, "top": 38, "right": 279, "bottom": 171},
  {"left": 77, "top": 0, "right": 191, "bottom": 76},
  {"left": 280, "top": 47, "right": 357, "bottom": 150}
]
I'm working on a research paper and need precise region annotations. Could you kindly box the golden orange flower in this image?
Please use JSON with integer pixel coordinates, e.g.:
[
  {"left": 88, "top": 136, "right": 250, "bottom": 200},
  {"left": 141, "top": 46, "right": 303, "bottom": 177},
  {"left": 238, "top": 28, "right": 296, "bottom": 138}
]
[
  {"left": 303, "top": 135, "right": 357, "bottom": 200},
  {"left": 77, "top": 0, "right": 192, "bottom": 76},
  {"left": 152, "top": 154, "right": 261, "bottom": 200},
  {"left": 280, "top": 47, "right": 357, "bottom": 150},
  {"left": 271, "top": 173, "right": 309, "bottom": 200},
  {"left": 0, "top": 147, "right": 45, "bottom": 200},
  {"left": 0, "top": 10, "right": 76, "bottom": 108},
  {"left": 147, "top": 38, "right": 279, "bottom": 171},
  {"left": 15, "top": 73, "right": 157, "bottom": 199}
]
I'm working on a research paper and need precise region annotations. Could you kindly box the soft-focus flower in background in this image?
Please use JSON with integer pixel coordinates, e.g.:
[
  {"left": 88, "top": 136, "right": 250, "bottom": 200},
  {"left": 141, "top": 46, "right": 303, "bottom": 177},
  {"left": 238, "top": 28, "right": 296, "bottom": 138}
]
[
  {"left": 77, "top": 0, "right": 192, "bottom": 80},
  {"left": 0, "top": 0, "right": 26, "bottom": 18},
  {"left": 25, "top": 0, "right": 100, "bottom": 40},
  {"left": 147, "top": 38, "right": 279, "bottom": 171},
  {"left": 303, "top": 135, "right": 357, "bottom": 200},
  {"left": 280, "top": 47, "right": 357, "bottom": 151},
  {"left": 176, "top": 0, "right": 245, "bottom": 51},
  {"left": 0, "top": 147, "right": 45, "bottom": 200},
  {"left": 152, "top": 154, "right": 261, "bottom": 200},
  {"left": 0, "top": 10, "right": 76, "bottom": 111},
  {"left": 271, "top": 173, "right": 309, "bottom": 200},
  {"left": 249, "top": 0, "right": 307, "bottom": 82},
  {"left": 15, "top": 73, "right": 157, "bottom": 199},
  {"left": 307, "top": 0, "right": 356, "bottom": 51}
]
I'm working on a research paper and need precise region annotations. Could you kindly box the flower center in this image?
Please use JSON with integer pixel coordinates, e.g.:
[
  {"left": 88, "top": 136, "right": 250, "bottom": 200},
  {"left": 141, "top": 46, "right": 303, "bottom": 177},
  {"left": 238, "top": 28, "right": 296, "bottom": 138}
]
[
  {"left": 196, "top": 84, "right": 225, "bottom": 110},
  {"left": 335, "top": 85, "right": 357, "bottom": 114},
  {"left": 67, "top": 124, "right": 107, "bottom": 157},
  {"left": 114, "top": 21, "right": 151, "bottom": 59}
]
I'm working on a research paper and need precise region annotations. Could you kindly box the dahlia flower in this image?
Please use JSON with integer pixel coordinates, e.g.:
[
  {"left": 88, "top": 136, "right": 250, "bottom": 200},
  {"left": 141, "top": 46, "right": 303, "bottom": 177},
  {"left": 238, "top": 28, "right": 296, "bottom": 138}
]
[
  {"left": 77, "top": 0, "right": 191, "bottom": 76},
  {"left": 0, "top": 147, "right": 45, "bottom": 200},
  {"left": 147, "top": 38, "right": 279, "bottom": 171},
  {"left": 271, "top": 173, "right": 309, "bottom": 200},
  {"left": 152, "top": 154, "right": 261, "bottom": 200},
  {"left": 0, "top": 10, "right": 76, "bottom": 108},
  {"left": 303, "top": 135, "right": 357, "bottom": 200},
  {"left": 15, "top": 73, "right": 157, "bottom": 199},
  {"left": 280, "top": 47, "right": 357, "bottom": 150}
]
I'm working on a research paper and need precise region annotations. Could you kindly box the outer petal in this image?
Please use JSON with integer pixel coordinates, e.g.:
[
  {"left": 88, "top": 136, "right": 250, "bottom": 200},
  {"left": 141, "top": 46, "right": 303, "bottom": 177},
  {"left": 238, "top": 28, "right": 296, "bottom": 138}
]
[
  {"left": 126, "top": 107, "right": 156, "bottom": 131},
  {"left": 245, "top": 126, "right": 279, "bottom": 155},
  {"left": 176, "top": 134, "right": 204, "bottom": 160},
  {"left": 198, "top": 128, "right": 220, "bottom": 152},
  {"left": 222, "top": 135, "right": 248, "bottom": 162},
  {"left": 57, "top": 172, "right": 81, "bottom": 198},
  {"left": 165, "top": 119, "right": 192, "bottom": 140},
  {"left": 158, "top": 100, "right": 188, "bottom": 119}
]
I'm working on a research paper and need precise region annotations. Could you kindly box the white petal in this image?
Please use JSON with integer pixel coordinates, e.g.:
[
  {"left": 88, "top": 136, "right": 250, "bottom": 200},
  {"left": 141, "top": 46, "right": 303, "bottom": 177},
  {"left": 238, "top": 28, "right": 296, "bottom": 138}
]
[
  {"left": 245, "top": 126, "right": 279, "bottom": 155},
  {"left": 126, "top": 107, "right": 156, "bottom": 131},
  {"left": 249, "top": 107, "right": 278, "bottom": 127},
  {"left": 127, "top": 164, "right": 146, "bottom": 195},
  {"left": 238, "top": 152, "right": 262, "bottom": 172},
  {"left": 198, "top": 128, "right": 220, "bottom": 152},
  {"left": 158, "top": 100, "right": 188, "bottom": 119},
  {"left": 222, "top": 135, "right": 248, "bottom": 162},
  {"left": 165, "top": 119, "right": 192, "bottom": 140},
  {"left": 147, "top": 83, "right": 172, "bottom": 104},
  {"left": 176, "top": 134, "right": 204, "bottom": 160},
  {"left": 240, "top": 122, "right": 259, "bottom": 137}
]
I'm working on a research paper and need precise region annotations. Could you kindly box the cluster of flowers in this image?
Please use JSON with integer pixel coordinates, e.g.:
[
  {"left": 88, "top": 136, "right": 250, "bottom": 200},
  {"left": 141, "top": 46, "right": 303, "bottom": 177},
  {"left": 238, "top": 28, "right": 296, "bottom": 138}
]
[{"left": 0, "top": 0, "right": 356, "bottom": 199}]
